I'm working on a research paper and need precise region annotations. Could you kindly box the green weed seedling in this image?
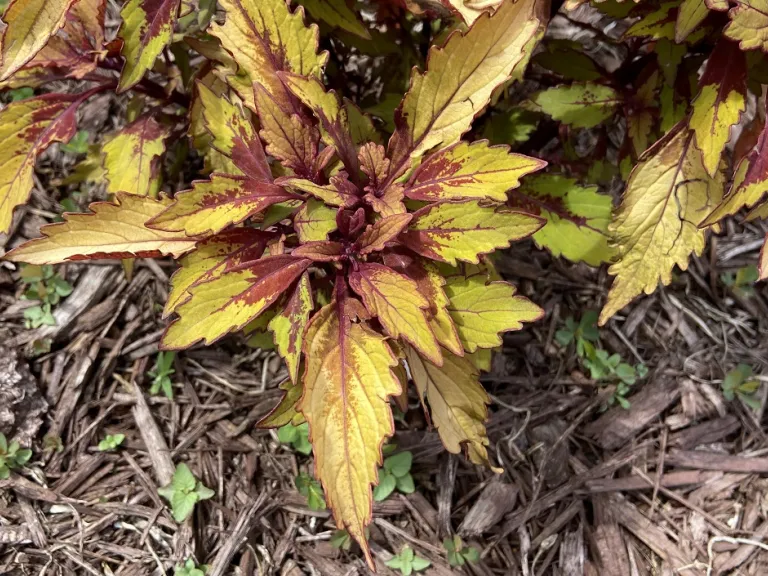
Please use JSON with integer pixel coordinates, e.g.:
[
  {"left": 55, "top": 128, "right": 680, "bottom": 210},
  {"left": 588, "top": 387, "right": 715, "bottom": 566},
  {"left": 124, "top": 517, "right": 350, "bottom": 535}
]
[
  {"left": 373, "top": 450, "right": 415, "bottom": 501},
  {"left": 277, "top": 422, "right": 312, "bottom": 455},
  {"left": 444, "top": 535, "right": 480, "bottom": 567},
  {"left": 174, "top": 558, "right": 208, "bottom": 576},
  {"left": 158, "top": 463, "right": 214, "bottom": 522},
  {"left": 0, "top": 433, "right": 32, "bottom": 479},
  {"left": 20, "top": 264, "right": 72, "bottom": 329},
  {"left": 295, "top": 471, "right": 326, "bottom": 511},
  {"left": 722, "top": 364, "right": 762, "bottom": 410},
  {"left": 98, "top": 433, "right": 125, "bottom": 452},
  {"left": 385, "top": 545, "right": 431, "bottom": 576},
  {"left": 60, "top": 130, "right": 90, "bottom": 155},
  {"left": 149, "top": 351, "right": 176, "bottom": 399}
]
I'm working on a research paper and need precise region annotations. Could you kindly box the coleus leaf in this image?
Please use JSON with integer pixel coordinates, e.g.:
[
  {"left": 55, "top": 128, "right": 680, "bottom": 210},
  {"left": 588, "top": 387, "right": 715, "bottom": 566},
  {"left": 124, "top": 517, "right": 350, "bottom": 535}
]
[
  {"left": 197, "top": 81, "right": 271, "bottom": 181},
  {"left": 443, "top": 0, "right": 503, "bottom": 25},
  {"left": 0, "top": 93, "right": 88, "bottom": 233},
  {"left": 600, "top": 124, "right": 724, "bottom": 325},
  {"left": 292, "top": 241, "right": 345, "bottom": 262},
  {"left": 405, "top": 141, "right": 545, "bottom": 202},
  {"left": 523, "top": 83, "right": 622, "bottom": 129},
  {"left": 0, "top": 0, "right": 79, "bottom": 81},
  {"left": 724, "top": 0, "right": 768, "bottom": 51},
  {"left": 510, "top": 175, "right": 614, "bottom": 266},
  {"left": 189, "top": 70, "right": 240, "bottom": 175},
  {"left": 269, "top": 272, "right": 313, "bottom": 383},
  {"left": 299, "top": 295, "right": 401, "bottom": 570},
  {"left": 294, "top": 199, "right": 339, "bottom": 242},
  {"left": 164, "top": 227, "right": 270, "bottom": 317},
  {"left": 162, "top": 255, "right": 312, "bottom": 348},
  {"left": 299, "top": 0, "right": 371, "bottom": 38},
  {"left": 627, "top": 68, "right": 659, "bottom": 157},
  {"left": 148, "top": 174, "right": 300, "bottom": 236},
  {"left": 689, "top": 38, "right": 747, "bottom": 177},
  {"left": 388, "top": 0, "right": 541, "bottom": 169},
  {"left": 349, "top": 263, "right": 443, "bottom": 364},
  {"left": 118, "top": 0, "right": 181, "bottom": 91},
  {"left": 445, "top": 276, "right": 543, "bottom": 352},
  {"left": 404, "top": 344, "right": 498, "bottom": 470},
  {"left": 258, "top": 379, "right": 304, "bottom": 428},
  {"left": 279, "top": 176, "right": 360, "bottom": 208},
  {"left": 5, "top": 194, "right": 198, "bottom": 265},
  {"left": 625, "top": 2, "right": 677, "bottom": 41},
  {"left": 103, "top": 114, "right": 171, "bottom": 198},
  {"left": 675, "top": 0, "right": 710, "bottom": 42},
  {"left": 399, "top": 200, "right": 544, "bottom": 266},
  {"left": 356, "top": 214, "right": 413, "bottom": 254}
]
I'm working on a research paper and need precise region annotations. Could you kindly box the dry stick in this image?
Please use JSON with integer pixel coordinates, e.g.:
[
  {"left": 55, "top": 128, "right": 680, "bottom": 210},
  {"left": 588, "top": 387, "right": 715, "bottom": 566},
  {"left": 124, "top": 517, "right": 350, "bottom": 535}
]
[
  {"left": 127, "top": 375, "right": 175, "bottom": 486},
  {"left": 207, "top": 494, "right": 271, "bottom": 576}
]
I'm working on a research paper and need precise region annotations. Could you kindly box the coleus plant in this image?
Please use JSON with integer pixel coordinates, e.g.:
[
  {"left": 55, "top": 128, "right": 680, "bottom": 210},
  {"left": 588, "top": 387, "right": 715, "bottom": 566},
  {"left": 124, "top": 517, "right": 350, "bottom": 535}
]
[{"left": 3, "top": 0, "right": 768, "bottom": 568}]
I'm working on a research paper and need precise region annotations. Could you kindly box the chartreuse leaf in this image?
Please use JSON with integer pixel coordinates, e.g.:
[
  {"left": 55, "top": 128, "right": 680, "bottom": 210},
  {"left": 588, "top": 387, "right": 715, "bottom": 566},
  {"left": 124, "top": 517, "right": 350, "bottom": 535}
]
[
  {"left": 600, "top": 126, "right": 724, "bottom": 325},
  {"left": 690, "top": 39, "right": 747, "bottom": 177},
  {"left": 258, "top": 379, "right": 304, "bottom": 428},
  {"left": 350, "top": 263, "right": 442, "bottom": 365},
  {"left": 388, "top": 0, "right": 541, "bottom": 167},
  {"left": 627, "top": 69, "right": 659, "bottom": 157},
  {"left": 299, "top": 0, "right": 370, "bottom": 38},
  {"left": 189, "top": 71, "right": 239, "bottom": 174},
  {"left": 400, "top": 201, "right": 544, "bottom": 266},
  {"left": 445, "top": 0, "right": 504, "bottom": 25},
  {"left": 162, "top": 256, "right": 311, "bottom": 349},
  {"left": 356, "top": 214, "right": 412, "bottom": 255},
  {"left": 725, "top": 0, "right": 768, "bottom": 51},
  {"left": 512, "top": 174, "right": 614, "bottom": 266},
  {"left": 446, "top": 276, "right": 543, "bottom": 352},
  {"left": 6, "top": 194, "right": 198, "bottom": 266},
  {"left": 405, "top": 141, "right": 545, "bottom": 202},
  {"left": 279, "top": 176, "right": 359, "bottom": 208},
  {"left": 0, "top": 0, "right": 78, "bottom": 81},
  {"left": 118, "top": 0, "right": 180, "bottom": 91},
  {"left": 524, "top": 83, "right": 621, "bottom": 129},
  {"left": 675, "top": 0, "right": 709, "bottom": 42},
  {"left": 405, "top": 345, "right": 499, "bottom": 471},
  {"left": 269, "top": 273, "right": 313, "bottom": 383},
  {"left": 625, "top": 2, "right": 677, "bottom": 40},
  {"left": 294, "top": 199, "right": 338, "bottom": 242},
  {"left": 299, "top": 300, "right": 402, "bottom": 570},
  {"left": 164, "top": 228, "right": 269, "bottom": 317},
  {"left": 103, "top": 115, "right": 171, "bottom": 198},
  {"left": 0, "top": 94, "right": 83, "bottom": 233},
  {"left": 210, "top": 0, "right": 327, "bottom": 112},
  {"left": 148, "top": 175, "right": 300, "bottom": 236},
  {"left": 196, "top": 81, "right": 271, "bottom": 181}
]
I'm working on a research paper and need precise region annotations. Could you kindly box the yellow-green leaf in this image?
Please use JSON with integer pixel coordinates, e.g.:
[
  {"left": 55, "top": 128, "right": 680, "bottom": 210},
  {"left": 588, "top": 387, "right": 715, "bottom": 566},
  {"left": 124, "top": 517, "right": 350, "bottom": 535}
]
[
  {"left": 400, "top": 200, "right": 544, "bottom": 266},
  {"left": 0, "top": 0, "right": 78, "bottom": 81},
  {"left": 279, "top": 176, "right": 360, "bottom": 208},
  {"left": 625, "top": 2, "right": 677, "bottom": 40},
  {"left": 0, "top": 94, "right": 83, "bottom": 233},
  {"left": 724, "top": 0, "right": 768, "bottom": 51},
  {"left": 300, "top": 301, "right": 401, "bottom": 569},
  {"left": 118, "top": 0, "right": 181, "bottom": 91},
  {"left": 299, "top": 0, "right": 371, "bottom": 38},
  {"left": 689, "top": 39, "right": 747, "bottom": 177},
  {"left": 406, "top": 140, "right": 545, "bottom": 202},
  {"left": 148, "top": 174, "right": 299, "bottom": 236},
  {"left": 404, "top": 345, "right": 498, "bottom": 470},
  {"left": 445, "top": 276, "right": 542, "bottom": 352},
  {"left": 103, "top": 115, "right": 171, "bottom": 198},
  {"left": 294, "top": 198, "right": 338, "bottom": 242},
  {"left": 258, "top": 379, "right": 304, "bottom": 428},
  {"left": 444, "top": 0, "right": 503, "bottom": 25},
  {"left": 675, "top": 0, "right": 709, "bottom": 42},
  {"left": 524, "top": 83, "right": 621, "bottom": 129},
  {"left": 600, "top": 125, "right": 724, "bottom": 325},
  {"left": 269, "top": 272, "right": 313, "bottom": 383},
  {"left": 189, "top": 70, "right": 239, "bottom": 175},
  {"left": 5, "top": 194, "right": 198, "bottom": 265},
  {"left": 350, "top": 263, "right": 442, "bottom": 364},
  {"left": 511, "top": 175, "right": 614, "bottom": 266},
  {"left": 388, "top": 0, "right": 541, "bottom": 167},
  {"left": 356, "top": 214, "right": 412, "bottom": 254},
  {"left": 162, "top": 255, "right": 312, "bottom": 348}
]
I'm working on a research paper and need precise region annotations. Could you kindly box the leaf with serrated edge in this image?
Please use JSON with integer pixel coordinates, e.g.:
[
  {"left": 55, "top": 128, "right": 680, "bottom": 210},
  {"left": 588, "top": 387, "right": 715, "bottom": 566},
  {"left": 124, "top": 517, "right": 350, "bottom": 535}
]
[
  {"left": 0, "top": 93, "right": 84, "bottom": 233},
  {"left": 388, "top": 0, "right": 541, "bottom": 169},
  {"left": 0, "top": 0, "right": 78, "bottom": 81},
  {"left": 269, "top": 273, "right": 313, "bottom": 383},
  {"left": 118, "top": 0, "right": 180, "bottom": 91},
  {"left": 524, "top": 83, "right": 621, "bottom": 129},
  {"left": 211, "top": 0, "right": 327, "bottom": 111},
  {"left": 164, "top": 228, "right": 269, "bottom": 317},
  {"left": 399, "top": 200, "right": 544, "bottom": 266},
  {"left": 299, "top": 298, "right": 401, "bottom": 570},
  {"left": 300, "top": 0, "right": 371, "bottom": 38},
  {"left": 292, "top": 241, "right": 345, "bottom": 261},
  {"left": 350, "top": 263, "right": 442, "bottom": 364},
  {"left": 625, "top": 2, "right": 676, "bottom": 40},
  {"left": 690, "top": 39, "right": 747, "bottom": 177},
  {"left": 600, "top": 125, "right": 724, "bottom": 325},
  {"left": 446, "top": 276, "right": 542, "bottom": 352},
  {"left": 148, "top": 174, "right": 299, "bottom": 236},
  {"left": 406, "top": 140, "right": 545, "bottom": 202},
  {"left": 189, "top": 70, "right": 240, "bottom": 175},
  {"left": 294, "top": 199, "right": 338, "bottom": 242},
  {"left": 197, "top": 81, "right": 271, "bottom": 181},
  {"left": 6, "top": 194, "right": 198, "bottom": 265},
  {"left": 103, "top": 115, "right": 171, "bottom": 198},
  {"left": 725, "top": 0, "right": 768, "bottom": 51},
  {"left": 357, "top": 214, "right": 412, "bottom": 254},
  {"left": 258, "top": 379, "right": 304, "bottom": 428},
  {"left": 279, "top": 177, "right": 359, "bottom": 208},
  {"left": 510, "top": 174, "right": 614, "bottom": 266},
  {"left": 162, "top": 255, "right": 311, "bottom": 349},
  {"left": 404, "top": 345, "right": 498, "bottom": 470},
  {"left": 365, "top": 184, "right": 406, "bottom": 216},
  {"left": 444, "top": 0, "right": 503, "bottom": 25},
  {"left": 675, "top": 0, "right": 709, "bottom": 42}
]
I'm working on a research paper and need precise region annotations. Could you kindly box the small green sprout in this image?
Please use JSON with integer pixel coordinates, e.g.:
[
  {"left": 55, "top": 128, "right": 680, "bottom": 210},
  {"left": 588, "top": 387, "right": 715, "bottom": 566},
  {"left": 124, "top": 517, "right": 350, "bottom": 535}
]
[
  {"left": 721, "top": 265, "right": 759, "bottom": 298},
  {"left": 149, "top": 351, "right": 176, "bottom": 399},
  {"left": 277, "top": 422, "right": 312, "bottom": 455},
  {"left": 60, "top": 130, "right": 90, "bottom": 155},
  {"left": 722, "top": 364, "right": 762, "bottom": 410},
  {"left": 158, "top": 463, "right": 215, "bottom": 523},
  {"left": 385, "top": 545, "right": 431, "bottom": 576},
  {"left": 0, "top": 433, "right": 32, "bottom": 479},
  {"left": 20, "top": 264, "right": 73, "bottom": 329},
  {"left": 98, "top": 433, "right": 125, "bottom": 452},
  {"left": 295, "top": 472, "right": 326, "bottom": 511},
  {"left": 444, "top": 535, "right": 480, "bottom": 567},
  {"left": 373, "top": 451, "right": 415, "bottom": 501},
  {"left": 174, "top": 558, "right": 208, "bottom": 576}
]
